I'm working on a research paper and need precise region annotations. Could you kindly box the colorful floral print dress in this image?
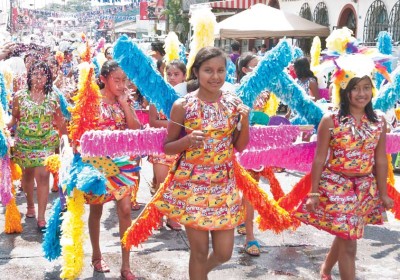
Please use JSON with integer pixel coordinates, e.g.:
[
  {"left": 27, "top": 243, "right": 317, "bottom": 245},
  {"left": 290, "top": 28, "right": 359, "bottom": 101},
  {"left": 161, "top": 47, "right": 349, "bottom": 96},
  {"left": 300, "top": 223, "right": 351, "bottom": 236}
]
[
  {"left": 13, "top": 90, "right": 60, "bottom": 168},
  {"left": 155, "top": 91, "right": 245, "bottom": 230},
  {"left": 295, "top": 113, "right": 385, "bottom": 239}
]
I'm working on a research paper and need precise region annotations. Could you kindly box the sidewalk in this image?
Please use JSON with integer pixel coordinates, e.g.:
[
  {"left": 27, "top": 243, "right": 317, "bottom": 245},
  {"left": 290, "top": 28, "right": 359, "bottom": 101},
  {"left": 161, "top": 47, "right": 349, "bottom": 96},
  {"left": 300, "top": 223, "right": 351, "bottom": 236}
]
[{"left": 0, "top": 161, "right": 399, "bottom": 279}]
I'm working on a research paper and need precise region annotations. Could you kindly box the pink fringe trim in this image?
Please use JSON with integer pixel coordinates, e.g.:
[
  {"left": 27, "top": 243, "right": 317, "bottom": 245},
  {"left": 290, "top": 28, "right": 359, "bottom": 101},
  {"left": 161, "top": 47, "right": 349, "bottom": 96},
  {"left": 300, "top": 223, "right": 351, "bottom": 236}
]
[
  {"left": 0, "top": 156, "right": 13, "bottom": 206},
  {"left": 238, "top": 142, "right": 316, "bottom": 173},
  {"left": 387, "top": 134, "right": 400, "bottom": 154}
]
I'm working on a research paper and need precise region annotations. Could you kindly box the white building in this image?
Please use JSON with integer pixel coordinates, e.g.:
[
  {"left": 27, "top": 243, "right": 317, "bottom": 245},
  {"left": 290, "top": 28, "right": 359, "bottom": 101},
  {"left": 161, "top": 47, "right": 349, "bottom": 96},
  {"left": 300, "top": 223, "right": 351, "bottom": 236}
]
[{"left": 280, "top": 0, "right": 400, "bottom": 45}]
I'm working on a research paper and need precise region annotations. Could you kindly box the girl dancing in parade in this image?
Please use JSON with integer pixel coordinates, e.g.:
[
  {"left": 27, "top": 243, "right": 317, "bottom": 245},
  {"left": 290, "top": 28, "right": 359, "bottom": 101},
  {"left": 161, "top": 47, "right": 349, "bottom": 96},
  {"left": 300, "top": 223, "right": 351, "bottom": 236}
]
[{"left": 295, "top": 60, "right": 394, "bottom": 280}]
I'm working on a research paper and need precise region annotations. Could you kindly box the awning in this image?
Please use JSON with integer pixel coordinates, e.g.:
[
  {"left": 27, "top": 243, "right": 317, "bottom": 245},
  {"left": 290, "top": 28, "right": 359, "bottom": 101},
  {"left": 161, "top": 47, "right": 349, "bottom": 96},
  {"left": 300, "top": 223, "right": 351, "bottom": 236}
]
[{"left": 209, "top": 0, "right": 267, "bottom": 10}]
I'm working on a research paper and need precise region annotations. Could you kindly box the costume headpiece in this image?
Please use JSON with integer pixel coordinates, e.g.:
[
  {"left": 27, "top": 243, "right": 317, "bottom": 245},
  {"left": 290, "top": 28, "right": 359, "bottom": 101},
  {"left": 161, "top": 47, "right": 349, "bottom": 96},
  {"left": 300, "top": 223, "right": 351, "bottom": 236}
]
[{"left": 320, "top": 27, "right": 392, "bottom": 105}]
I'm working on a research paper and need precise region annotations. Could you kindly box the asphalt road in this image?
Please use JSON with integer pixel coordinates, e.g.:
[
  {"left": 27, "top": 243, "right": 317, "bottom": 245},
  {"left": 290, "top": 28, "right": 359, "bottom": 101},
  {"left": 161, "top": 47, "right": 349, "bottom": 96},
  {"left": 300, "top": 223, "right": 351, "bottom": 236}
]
[{"left": 0, "top": 160, "right": 399, "bottom": 280}]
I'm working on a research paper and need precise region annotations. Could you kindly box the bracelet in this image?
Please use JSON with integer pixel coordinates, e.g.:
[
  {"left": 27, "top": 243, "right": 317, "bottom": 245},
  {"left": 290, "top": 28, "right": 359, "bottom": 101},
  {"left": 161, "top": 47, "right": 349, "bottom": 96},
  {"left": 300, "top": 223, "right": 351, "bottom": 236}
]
[{"left": 307, "top": 192, "right": 320, "bottom": 197}]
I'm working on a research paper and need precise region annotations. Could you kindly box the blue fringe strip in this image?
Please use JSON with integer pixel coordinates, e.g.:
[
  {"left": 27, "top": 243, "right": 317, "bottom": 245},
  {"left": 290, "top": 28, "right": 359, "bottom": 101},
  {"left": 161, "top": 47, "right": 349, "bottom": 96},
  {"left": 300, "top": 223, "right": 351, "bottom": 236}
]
[
  {"left": 65, "top": 153, "right": 107, "bottom": 196},
  {"left": 375, "top": 31, "right": 393, "bottom": 89},
  {"left": 373, "top": 70, "right": 400, "bottom": 112},
  {"left": 292, "top": 47, "right": 304, "bottom": 61},
  {"left": 236, "top": 40, "right": 293, "bottom": 108},
  {"left": 113, "top": 35, "right": 179, "bottom": 119},
  {"left": 179, "top": 44, "right": 188, "bottom": 65},
  {"left": 92, "top": 57, "right": 100, "bottom": 78},
  {"left": 236, "top": 40, "right": 324, "bottom": 127},
  {"left": 42, "top": 198, "right": 63, "bottom": 261},
  {"left": 0, "top": 131, "right": 7, "bottom": 158},
  {"left": 226, "top": 59, "right": 236, "bottom": 84},
  {"left": 53, "top": 86, "right": 72, "bottom": 121},
  {"left": 0, "top": 73, "right": 8, "bottom": 113}
]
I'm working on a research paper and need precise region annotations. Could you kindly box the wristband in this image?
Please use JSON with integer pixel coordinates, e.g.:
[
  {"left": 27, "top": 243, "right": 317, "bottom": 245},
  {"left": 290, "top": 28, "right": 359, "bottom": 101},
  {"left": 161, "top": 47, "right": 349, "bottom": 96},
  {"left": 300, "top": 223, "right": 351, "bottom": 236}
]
[{"left": 307, "top": 192, "right": 320, "bottom": 197}]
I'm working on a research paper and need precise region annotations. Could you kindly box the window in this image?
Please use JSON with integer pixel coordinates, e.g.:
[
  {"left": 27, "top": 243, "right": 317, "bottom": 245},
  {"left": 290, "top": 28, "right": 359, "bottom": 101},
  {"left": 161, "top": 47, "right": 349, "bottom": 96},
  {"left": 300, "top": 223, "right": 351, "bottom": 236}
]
[
  {"left": 389, "top": 0, "right": 400, "bottom": 44},
  {"left": 363, "top": 0, "right": 389, "bottom": 46},
  {"left": 313, "top": 2, "right": 329, "bottom": 27},
  {"left": 299, "top": 2, "right": 312, "bottom": 21}
]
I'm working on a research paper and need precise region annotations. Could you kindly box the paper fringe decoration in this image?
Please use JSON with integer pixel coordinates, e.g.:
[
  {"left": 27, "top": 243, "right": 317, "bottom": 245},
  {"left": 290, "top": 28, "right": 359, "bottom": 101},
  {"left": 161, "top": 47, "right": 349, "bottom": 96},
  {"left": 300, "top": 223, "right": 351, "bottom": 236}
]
[
  {"left": 80, "top": 126, "right": 307, "bottom": 157},
  {"left": 81, "top": 128, "right": 166, "bottom": 157},
  {"left": 60, "top": 189, "right": 85, "bottom": 279},
  {"left": 292, "top": 47, "right": 304, "bottom": 61},
  {"left": 310, "top": 36, "right": 321, "bottom": 70},
  {"left": 278, "top": 173, "right": 312, "bottom": 212},
  {"left": 122, "top": 170, "right": 171, "bottom": 249},
  {"left": 387, "top": 183, "right": 400, "bottom": 220},
  {"left": 233, "top": 160, "right": 293, "bottom": 233},
  {"left": 373, "top": 66, "right": 400, "bottom": 113},
  {"left": 238, "top": 142, "right": 316, "bottom": 173},
  {"left": 387, "top": 154, "right": 395, "bottom": 187},
  {"left": 375, "top": 31, "right": 393, "bottom": 89},
  {"left": 0, "top": 99, "right": 8, "bottom": 158},
  {"left": 179, "top": 44, "right": 187, "bottom": 65},
  {"left": 53, "top": 86, "right": 72, "bottom": 121},
  {"left": 113, "top": 35, "right": 179, "bottom": 119},
  {"left": 64, "top": 153, "right": 107, "bottom": 196},
  {"left": 0, "top": 155, "right": 12, "bottom": 206},
  {"left": 0, "top": 72, "right": 8, "bottom": 113},
  {"left": 68, "top": 62, "right": 101, "bottom": 146},
  {"left": 387, "top": 133, "right": 400, "bottom": 154},
  {"left": 96, "top": 37, "right": 106, "bottom": 53},
  {"left": 226, "top": 59, "right": 236, "bottom": 84},
  {"left": 4, "top": 183, "right": 22, "bottom": 234},
  {"left": 42, "top": 198, "right": 63, "bottom": 261},
  {"left": 44, "top": 154, "right": 61, "bottom": 192},
  {"left": 236, "top": 40, "right": 293, "bottom": 108},
  {"left": 10, "top": 161, "right": 22, "bottom": 181},
  {"left": 164, "top": 32, "right": 181, "bottom": 64},
  {"left": 263, "top": 92, "right": 279, "bottom": 117},
  {"left": 396, "top": 108, "right": 400, "bottom": 120},
  {"left": 80, "top": 41, "right": 92, "bottom": 63},
  {"left": 186, "top": 7, "right": 217, "bottom": 79},
  {"left": 261, "top": 167, "right": 285, "bottom": 200}
]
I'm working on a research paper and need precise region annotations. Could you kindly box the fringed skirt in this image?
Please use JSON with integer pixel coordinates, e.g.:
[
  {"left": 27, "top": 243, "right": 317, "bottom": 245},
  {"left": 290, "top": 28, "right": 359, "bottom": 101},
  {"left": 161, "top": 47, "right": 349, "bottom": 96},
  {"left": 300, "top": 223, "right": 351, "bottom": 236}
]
[
  {"left": 294, "top": 168, "right": 384, "bottom": 240},
  {"left": 84, "top": 156, "right": 140, "bottom": 204}
]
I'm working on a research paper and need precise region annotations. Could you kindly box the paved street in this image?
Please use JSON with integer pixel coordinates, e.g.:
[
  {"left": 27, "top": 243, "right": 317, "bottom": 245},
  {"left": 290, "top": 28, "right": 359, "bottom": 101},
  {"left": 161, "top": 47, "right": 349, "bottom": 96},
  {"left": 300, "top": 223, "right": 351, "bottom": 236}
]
[{"left": 0, "top": 160, "right": 399, "bottom": 280}]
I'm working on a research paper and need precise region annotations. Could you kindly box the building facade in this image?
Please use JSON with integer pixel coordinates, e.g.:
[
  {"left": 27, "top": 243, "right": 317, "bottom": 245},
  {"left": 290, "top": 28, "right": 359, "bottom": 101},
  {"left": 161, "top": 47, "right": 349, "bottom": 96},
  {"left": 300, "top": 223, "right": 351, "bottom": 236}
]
[{"left": 280, "top": 0, "right": 400, "bottom": 46}]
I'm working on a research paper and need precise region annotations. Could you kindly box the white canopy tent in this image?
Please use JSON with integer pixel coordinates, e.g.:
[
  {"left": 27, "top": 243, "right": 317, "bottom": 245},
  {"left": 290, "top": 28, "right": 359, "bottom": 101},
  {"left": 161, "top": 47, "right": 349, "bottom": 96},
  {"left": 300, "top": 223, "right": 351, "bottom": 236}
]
[{"left": 216, "top": 4, "right": 330, "bottom": 39}]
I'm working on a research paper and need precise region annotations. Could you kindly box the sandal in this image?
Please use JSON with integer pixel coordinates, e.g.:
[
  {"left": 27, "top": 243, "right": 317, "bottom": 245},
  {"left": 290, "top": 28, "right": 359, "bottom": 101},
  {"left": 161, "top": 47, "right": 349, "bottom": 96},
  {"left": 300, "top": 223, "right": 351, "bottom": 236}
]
[
  {"left": 91, "top": 258, "right": 111, "bottom": 273},
  {"left": 37, "top": 220, "right": 47, "bottom": 232},
  {"left": 131, "top": 202, "right": 141, "bottom": 211},
  {"left": 26, "top": 206, "right": 36, "bottom": 218},
  {"left": 320, "top": 273, "right": 332, "bottom": 280},
  {"left": 245, "top": 240, "right": 260, "bottom": 256},
  {"left": 166, "top": 219, "right": 182, "bottom": 231},
  {"left": 120, "top": 269, "right": 136, "bottom": 280},
  {"left": 237, "top": 223, "right": 246, "bottom": 235}
]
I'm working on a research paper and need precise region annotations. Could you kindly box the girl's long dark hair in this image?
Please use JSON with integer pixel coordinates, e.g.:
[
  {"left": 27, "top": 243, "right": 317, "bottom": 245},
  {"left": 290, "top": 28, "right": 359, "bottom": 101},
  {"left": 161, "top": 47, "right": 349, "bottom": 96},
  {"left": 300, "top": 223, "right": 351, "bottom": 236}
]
[
  {"left": 338, "top": 76, "right": 378, "bottom": 123},
  {"left": 236, "top": 52, "right": 257, "bottom": 83},
  {"left": 27, "top": 61, "right": 53, "bottom": 95},
  {"left": 187, "top": 46, "right": 227, "bottom": 92},
  {"left": 97, "top": 60, "right": 121, "bottom": 89},
  {"left": 293, "top": 57, "right": 318, "bottom": 82}
]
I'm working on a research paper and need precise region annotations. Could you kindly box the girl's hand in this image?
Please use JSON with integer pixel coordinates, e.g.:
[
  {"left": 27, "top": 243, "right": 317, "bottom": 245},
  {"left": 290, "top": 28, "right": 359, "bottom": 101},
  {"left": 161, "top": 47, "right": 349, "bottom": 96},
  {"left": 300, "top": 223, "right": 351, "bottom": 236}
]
[
  {"left": 187, "top": 130, "right": 206, "bottom": 148},
  {"left": 305, "top": 196, "right": 319, "bottom": 213},
  {"left": 237, "top": 103, "right": 250, "bottom": 121},
  {"left": 380, "top": 194, "right": 394, "bottom": 210},
  {"left": 117, "top": 92, "right": 130, "bottom": 107}
]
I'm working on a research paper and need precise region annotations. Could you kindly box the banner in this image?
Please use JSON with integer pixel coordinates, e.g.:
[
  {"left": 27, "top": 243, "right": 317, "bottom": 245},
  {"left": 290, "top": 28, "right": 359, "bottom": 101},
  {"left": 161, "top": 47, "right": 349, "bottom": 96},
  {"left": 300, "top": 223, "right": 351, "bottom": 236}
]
[{"left": 139, "top": 0, "right": 165, "bottom": 21}]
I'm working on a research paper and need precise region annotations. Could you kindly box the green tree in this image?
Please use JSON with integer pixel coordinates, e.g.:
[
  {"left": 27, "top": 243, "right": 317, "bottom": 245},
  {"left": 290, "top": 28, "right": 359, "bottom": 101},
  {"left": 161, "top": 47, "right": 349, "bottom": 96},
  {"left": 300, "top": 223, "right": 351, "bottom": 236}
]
[{"left": 163, "top": 0, "right": 189, "bottom": 43}]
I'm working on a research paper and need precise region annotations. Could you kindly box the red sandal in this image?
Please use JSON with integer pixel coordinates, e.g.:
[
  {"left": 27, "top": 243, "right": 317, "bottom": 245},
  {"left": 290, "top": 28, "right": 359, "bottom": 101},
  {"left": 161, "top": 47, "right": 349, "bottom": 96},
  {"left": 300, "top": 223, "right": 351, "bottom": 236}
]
[
  {"left": 91, "top": 258, "right": 110, "bottom": 273},
  {"left": 120, "top": 269, "right": 136, "bottom": 280}
]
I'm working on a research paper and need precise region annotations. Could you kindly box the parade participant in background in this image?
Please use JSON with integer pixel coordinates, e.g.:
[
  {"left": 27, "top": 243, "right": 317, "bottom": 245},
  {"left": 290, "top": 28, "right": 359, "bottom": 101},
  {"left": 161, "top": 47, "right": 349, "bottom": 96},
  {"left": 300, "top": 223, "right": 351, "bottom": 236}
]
[
  {"left": 159, "top": 47, "right": 250, "bottom": 279},
  {"left": 229, "top": 40, "right": 241, "bottom": 65},
  {"left": 86, "top": 60, "right": 141, "bottom": 280},
  {"left": 104, "top": 46, "right": 113, "bottom": 61},
  {"left": 148, "top": 59, "right": 186, "bottom": 229},
  {"left": 295, "top": 70, "right": 394, "bottom": 279},
  {"left": 234, "top": 52, "right": 268, "bottom": 256},
  {"left": 7, "top": 61, "right": 67, "bottom": 231},
  {"left": 293, "top": 57, "right": 320, "bottom": 101}
]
